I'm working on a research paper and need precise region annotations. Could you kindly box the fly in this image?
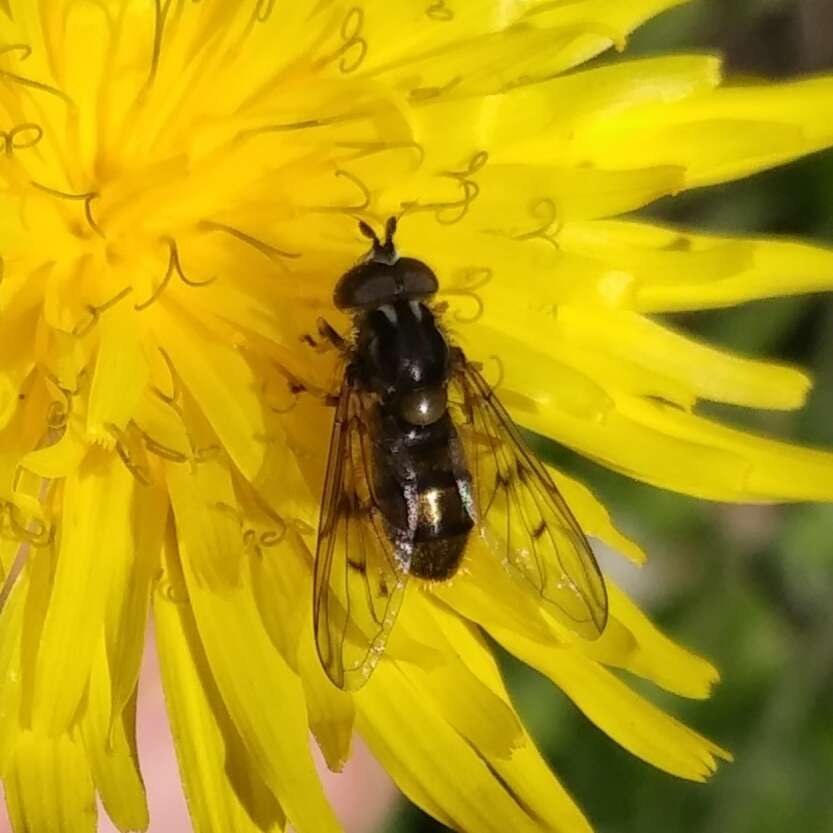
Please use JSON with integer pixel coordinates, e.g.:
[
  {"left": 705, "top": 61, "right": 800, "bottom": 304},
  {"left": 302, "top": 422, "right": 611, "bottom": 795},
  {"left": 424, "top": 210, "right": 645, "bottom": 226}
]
[{"left": 313, "top": 218, "right": 608, "bottom": 689}]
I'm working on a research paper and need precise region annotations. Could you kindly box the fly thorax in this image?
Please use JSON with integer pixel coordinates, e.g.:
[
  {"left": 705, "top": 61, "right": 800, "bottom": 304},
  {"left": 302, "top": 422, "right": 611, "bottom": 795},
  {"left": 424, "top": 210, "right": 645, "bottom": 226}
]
[{"left": 355, "top": 300, "right": 449, "bottom": 401}]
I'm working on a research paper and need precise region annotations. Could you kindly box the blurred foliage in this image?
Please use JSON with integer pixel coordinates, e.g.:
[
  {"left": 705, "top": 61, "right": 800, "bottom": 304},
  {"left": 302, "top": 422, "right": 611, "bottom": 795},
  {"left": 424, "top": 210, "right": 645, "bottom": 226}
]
[{"left": 381, "top": 1, "right": 833, "bottom": 832}]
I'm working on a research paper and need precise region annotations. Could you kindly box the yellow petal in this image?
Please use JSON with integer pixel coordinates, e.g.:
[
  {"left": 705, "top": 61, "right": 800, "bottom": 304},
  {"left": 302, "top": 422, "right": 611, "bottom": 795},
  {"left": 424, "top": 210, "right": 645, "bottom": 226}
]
[
  {"left": 158, "top": 262, "right": 293, "bottom": 354},
  {"left": 5, "top": 731, "right": 97, "bottom": 833},
  {"left": 536, "top": 585, "right": 719, "bottom": 700},
  {"left": 428, "top": 601, "right": 593, "bottom": 833},
  {"left": 552, "top": 307, "right": 811, "bottom": 410},
  {"left": 61, "top": 1, "right": 110, "bottom": 176},
  {"left": 472, "top": 164, "right": 684, "bottom": 227},
  {"left": 526, "top": 0, "right": 688, "bottom": 41},
  {"left": 378, "top": 21, "right": 635, "bottom": 102},
  {"left": 106, "top": 476, "right": 167, "bottom": 723},
  {"left": 489, "top": 737, "right": 594, "bottom": 833},
  {"left": 244, "top": 511, "right": 355, "bottom": 774},
  {"left": 154, "top": 550, "right": 286, "bottom": 833},
  {"left": 431, "top": 536, "right": 551, "bottom": 643},
  {"left": 470, "top": 293, "right": 809, "bottom": 413},
  {"left": 0, "top": 310, "right": 37, "bottom": 434},
  {"left": 86, "top": 303, "right": 150, "bottom": 446},
  {"left": 152, "top": 304, "right": 265, "bottom": 480},
  {"left": 483, "top": 308, "right": 695, "bottom": 412},
  {"left": 464, "top": 324, "right": 833, "bottom": 501},
  {"left": 371, "top": 0, "right": 688, "bottom": 101},
  {"left": 441, "top": 526, "right": 717, "bottom": 699},
  {"left": 0, "top": 538, "right": 21, "bottom": 588},
  {"left": 356, "top": 663, "right": 540, "bottom": 833},
  {"left": 615, "top": 396, "right": 833, "bottom": 501},
  {"left": 132, "top": 388, "right": 192, "bottom": 463},
  {"left": 460, "top": 323, "right": 615, "bottom": 424},
  {"left": 0, "top": 378, "right": 56, "bottom": 503},
  {"left": 640, "top": 235, "right": 833, "bottom": 311},
  {"left": 526, "top": 398, "right": 823, "bottom": 501},
  {"left": 603, "top": 584, "right": 719, "bottom": 699},
  {"left": 297, "top": 619, "right": 355, "bottom": 774},
  {"left": 400, "top": 591, "right": 524, "bottom": 760},
  {"left": 569, "top": 75, "right": 833, "bottom": 187},
  {"left": 80, "top": 639, "right": 148, "bottom": 833},
  {"left": 235, "top": 494, "right": 311, "bottom": 667},
  {"left": 0, "top": 568, "right": 27, "bottom": 774},
  {"left": 42, "top": 259, "right": 90, "bottom": 336},
  {"left": 560, "top": 219, "right": 833, "bottom": 312},
  {"left": 172, "top": 532, "right": 342, "bottom": 833},
  {"left": 20, "top": 425, "right": 87, "bottom": 479},
  {"left": 491, "top": 623, "right": 730, "bottom": 781},
  {"left": 166, "top": 457, "right": 244, "bottom": 590},
  {"left": 32, "top": 448, "right": 134, "bottom": 735},
  {"left": 550, "top": 468, "right": 647, "bottom": 565},
  {"left": 248, "top": 402, "right": 320, "bottom": 527},
  {"left": 488, "top": 54, "right": 721, "bottom": 162},
  {"left": 0, "top": 194, "right": 26, "bottom": 255},
  {"left": 399, "top": 213, "right": 620, "bottom": 315}
]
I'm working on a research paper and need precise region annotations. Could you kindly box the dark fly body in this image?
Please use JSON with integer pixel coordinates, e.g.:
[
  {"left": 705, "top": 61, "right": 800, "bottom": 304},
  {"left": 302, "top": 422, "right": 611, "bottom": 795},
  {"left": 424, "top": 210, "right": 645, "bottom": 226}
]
[{"left": 313, "top": 218, "right": 608, "bottom": 690}]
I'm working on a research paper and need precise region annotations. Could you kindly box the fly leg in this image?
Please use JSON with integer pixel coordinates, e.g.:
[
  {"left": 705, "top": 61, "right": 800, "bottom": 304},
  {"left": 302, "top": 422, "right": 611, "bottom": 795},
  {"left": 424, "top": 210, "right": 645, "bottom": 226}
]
[
  {"left": 291, "top": 318, "right": 350, "bottom": 408},
  {"left": 274, "top": 361, "right": 344, "bottom": 407},
  {"left": 450, "top": 345, "right": 492, "bottom": 378},
  {"left": 299, "top": 318, "right": 348, "bottom": 354},
  {"left": 268, "top": 366, "right": 340, "bottom": 411}
]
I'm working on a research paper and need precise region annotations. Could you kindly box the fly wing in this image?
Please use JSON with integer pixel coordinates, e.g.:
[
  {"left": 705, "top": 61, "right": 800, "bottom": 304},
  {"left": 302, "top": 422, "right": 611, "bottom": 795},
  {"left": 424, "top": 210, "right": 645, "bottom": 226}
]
[
  {"left": 313, "top": 375, "right": 412, "bottom": 690},
  {"left": 450, "top": 355, "right": 608, "bottom": 638}
]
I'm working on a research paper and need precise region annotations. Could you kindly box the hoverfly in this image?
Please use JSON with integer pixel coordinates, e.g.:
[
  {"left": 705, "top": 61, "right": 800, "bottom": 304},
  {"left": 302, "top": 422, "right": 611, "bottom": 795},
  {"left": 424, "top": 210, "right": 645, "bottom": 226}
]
[{"left": 313, "top": 218, "right": 608, "bottom": 689}]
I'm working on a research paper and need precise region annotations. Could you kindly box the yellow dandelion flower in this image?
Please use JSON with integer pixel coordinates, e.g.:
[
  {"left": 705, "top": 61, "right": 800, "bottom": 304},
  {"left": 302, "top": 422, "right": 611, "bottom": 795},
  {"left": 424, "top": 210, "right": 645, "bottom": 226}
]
[{"left": 2, "top": 1, "right": 833, "bottom": 831}]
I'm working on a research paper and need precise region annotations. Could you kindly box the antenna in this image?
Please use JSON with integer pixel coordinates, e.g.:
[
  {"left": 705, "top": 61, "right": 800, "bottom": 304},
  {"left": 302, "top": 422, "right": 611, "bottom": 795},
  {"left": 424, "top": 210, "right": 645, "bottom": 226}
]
[
  {"left": 358, "top": 217, "right": 399, "bottom": 263},
  {"left": 384, "top": 216, "right": 397, "bottom": 247},
  {"left": 358, "top": 220, "right": 380, "bottom": 247}
]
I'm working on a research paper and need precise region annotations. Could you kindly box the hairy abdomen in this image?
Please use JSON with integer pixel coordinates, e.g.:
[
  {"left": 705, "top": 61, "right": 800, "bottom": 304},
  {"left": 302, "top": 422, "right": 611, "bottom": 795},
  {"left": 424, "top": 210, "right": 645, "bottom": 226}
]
[{"left": 375, "top": 412, "right": 473, "bottom": 581}]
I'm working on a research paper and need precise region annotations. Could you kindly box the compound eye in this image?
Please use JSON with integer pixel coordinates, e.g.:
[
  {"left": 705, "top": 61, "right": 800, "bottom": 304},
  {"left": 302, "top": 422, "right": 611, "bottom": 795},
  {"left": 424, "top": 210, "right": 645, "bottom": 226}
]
[{"left": 399, "top": 387, "right": 447, "bottom": 426}]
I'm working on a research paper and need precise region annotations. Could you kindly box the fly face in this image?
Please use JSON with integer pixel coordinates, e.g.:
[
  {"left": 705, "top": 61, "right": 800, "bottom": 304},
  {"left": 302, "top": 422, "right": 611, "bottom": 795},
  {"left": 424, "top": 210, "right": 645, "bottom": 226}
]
[{"left": 313, "top": 219, "right": 609, "bottom": 690}]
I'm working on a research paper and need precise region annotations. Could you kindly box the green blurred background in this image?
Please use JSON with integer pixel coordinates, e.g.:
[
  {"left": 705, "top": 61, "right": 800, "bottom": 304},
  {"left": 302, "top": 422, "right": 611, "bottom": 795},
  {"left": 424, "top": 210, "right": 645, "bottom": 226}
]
[{"left": 384, "top": 2, "right": 833, "bottom": 832}]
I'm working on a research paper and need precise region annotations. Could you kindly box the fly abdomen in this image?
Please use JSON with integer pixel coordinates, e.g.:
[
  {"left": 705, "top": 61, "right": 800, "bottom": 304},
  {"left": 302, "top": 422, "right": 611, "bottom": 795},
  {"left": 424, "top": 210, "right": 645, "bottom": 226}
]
[
  {"left": 372, "top": 408, "right": 474, "bottom": 581},
  {"left": 408, "top": 417, "right": 474, "bottom": 579},
  {"left": 410, "top": 473, "right": 473, "bottom": 580}
]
